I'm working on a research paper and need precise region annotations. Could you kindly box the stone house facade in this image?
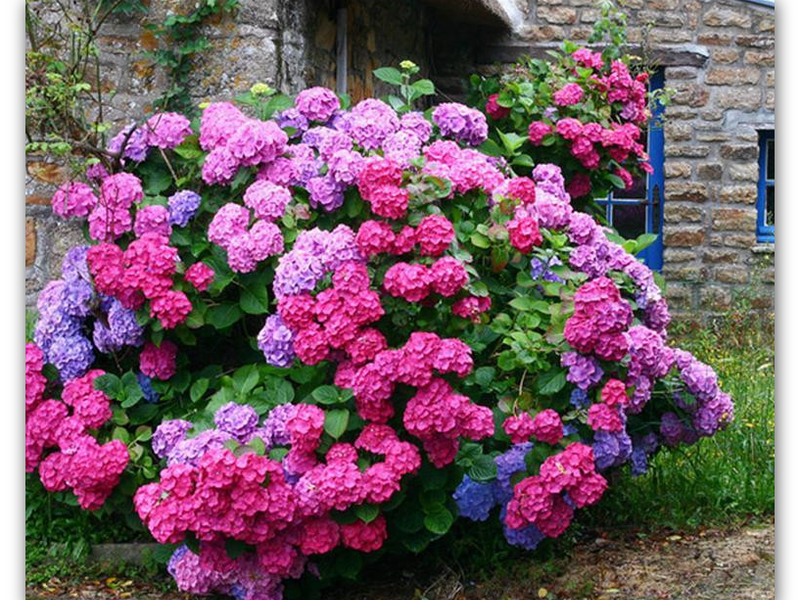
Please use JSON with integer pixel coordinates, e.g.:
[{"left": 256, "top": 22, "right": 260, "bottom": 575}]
[{"left": 26, "top": 0, "right": 775, "bottom": 323}]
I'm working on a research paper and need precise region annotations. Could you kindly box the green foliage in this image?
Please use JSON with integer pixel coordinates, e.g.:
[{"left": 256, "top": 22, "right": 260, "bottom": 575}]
[
  {"left": 25, "top": 0, "right": 147, "bottom": 168},
  {"left": 373, "top": 60, "right": 437, "bottom": 113}
]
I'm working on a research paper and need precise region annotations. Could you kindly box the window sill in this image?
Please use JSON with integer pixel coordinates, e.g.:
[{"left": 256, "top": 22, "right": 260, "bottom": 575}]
[{"left": 751, "top": 242, "right": 775, "bottom": 254}]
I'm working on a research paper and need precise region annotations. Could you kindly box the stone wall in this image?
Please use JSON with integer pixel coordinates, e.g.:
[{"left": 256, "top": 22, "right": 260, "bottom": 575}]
[
  {"left": 25, "top": 0, "right": 432, "bottom": 306},
  {"left": 427, "top": 0, "right": 775, "bottom": 323}
]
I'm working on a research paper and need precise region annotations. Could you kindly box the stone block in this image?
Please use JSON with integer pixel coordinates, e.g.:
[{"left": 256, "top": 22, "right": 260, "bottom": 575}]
[
  {"left": 718, "top": 185, "right": 757, "bottom": 205},
  {"left": 664, "top": 226, "right": 706, "bottom": 247},
  {"left": 664, "top": 66, "right": 699, "bottom": 80},
  {"left": 744, "top": 50, "right": 774, "bottom": 66},
  {"left": 537, "top": 6, "right": 577, "bottom": 24},
  {"left": 663, "top": 264, "right": 704, "bottom": 282},
  {"left": 665, "top": 121, "right": 693, "bottom": 141},
  {"left": 664, "top": 204, "right": 704, "bottom": 223},
  {"left": 711, "top": 208, "right": 757, "bottom": 231},
  {"left": 665, "top": 145, "right": 710, "bottom": 158},
  {"left": 664, "top": 161, "right": 692, "bottom": 179},
  {"left": 702, "top": 248, "right": 739, "bottom": 263},
  {"left": 671, "top": 83, "right": 709, "bottom": 107},
  {"left": 729, "top": 163, "right": 759, "bottom": 182},
  {"left": 697, "top": 163, "right": 723, "bottom": 180},
  {"left": 664, "top": 248, "right": 698, "bottom": 263},
  {"left": 720, "top": 144, "right": 758, "bottom": 161},
  {"left": 714, "top": 266, "right": 749, "bottom": 284},
  {"left": 710, "top": 48, "right": 740, "bottom": 64},
  {"left": 700, "top": 286, "right": 732, "bottom": 310},
  {"left": 665, "top": 182, "right": 709, "bottom": 202},
  {"left": 705, "top": 67, "right": 761, "bottom": 86},
  {"left": 717, "top": 88, "right": 762, "bottom": 111},
  {"left": 710, "top": 232, "right": 755, "bottom": 249},
  {"left": 703, "top": 8, "right": 752, "bottom": 29}
]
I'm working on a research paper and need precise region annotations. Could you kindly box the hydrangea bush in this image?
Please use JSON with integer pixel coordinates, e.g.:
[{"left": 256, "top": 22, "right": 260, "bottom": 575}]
[
  {"left": 468, "top": 36, "right": 671, "bottom": 206},
  {"left": 27, "top": 59, "right": 732, "bottom": 600}
]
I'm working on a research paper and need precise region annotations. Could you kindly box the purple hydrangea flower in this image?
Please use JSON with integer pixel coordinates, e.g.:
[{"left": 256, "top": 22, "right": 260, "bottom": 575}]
[
  {"left": 257, "top": 314, "right": 296, "bottom": 367},
  {"left": 570, "top": 388, "right": 590, "bottom": 408},
  {"left": 630, "top": 447, "right": 648, "bottom": 476},
  {"left": 168, "top": 190, "right": 202, "bottom": 227},
  {"left": 494, "top": 442, "right": 532, "bottom": 504},
  {"left": 307, "top": 174, "right": 345, "bottom": 212},
  {"left": 152, "top": 419, "right": 193, "bottom": 459},
  {"left": 348, "top": 98, "right": 399, "bottom": 150},
  {"left": 432, "top": 103, "right": 488, "bottom": 146},
  {"left": 275, "top": 108, "right": 310, "bottom": 138},
  {"left": 561, "top": 352, "right": 604, "bottom": 391},
  {"left": 593, "top": 430, "right": 633, "bottom": 470},
  {"left": 261, "top": 403, "right": 298, "bottom": 447},
  {"left": 399, "top": 111, "right": 433, "bottom": 143},
  {"left": 108, "top": 123, "right": 149, "bottom": 163},
  {"left": 214, "top": 402, "right": 259, "bottom": 442},
  {"left": 167, "top": 429, "right": 233, "bottom": 467},
  {"left": 530, "top": 255, "right": 565, "bottom": 283}
]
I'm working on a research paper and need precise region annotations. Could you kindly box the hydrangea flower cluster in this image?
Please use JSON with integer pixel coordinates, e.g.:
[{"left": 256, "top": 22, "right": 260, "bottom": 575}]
[
  {"left": 25, "top": 361, "right": 129, "bottom": 509},
  {"left": 135, "top": 403, "right": 420, "bottom": 600}
]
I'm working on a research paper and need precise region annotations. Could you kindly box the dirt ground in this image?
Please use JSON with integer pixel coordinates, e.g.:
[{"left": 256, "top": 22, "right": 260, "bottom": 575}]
[{"left": 26, "top": 523, "right": 774, "bottom": 600}]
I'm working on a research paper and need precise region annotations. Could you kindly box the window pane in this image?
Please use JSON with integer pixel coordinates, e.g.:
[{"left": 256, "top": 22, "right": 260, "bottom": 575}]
[
  {"left": 766, "top": 185, "right": 774, "bottom": 227},
  {"left": 767, "top": 139, "right": 774, "bottom": 181},
  {"left": 612, "top": 174, "right": 647, "bottom": 200},
  {"left": 612, "top": 203, "right": 647, "bottom": 239}
]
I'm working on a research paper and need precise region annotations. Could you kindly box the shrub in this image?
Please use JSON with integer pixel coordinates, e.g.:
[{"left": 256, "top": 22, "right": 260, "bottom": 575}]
[{"left": 26, "top": 65, "right": 732, "bottom": 600}]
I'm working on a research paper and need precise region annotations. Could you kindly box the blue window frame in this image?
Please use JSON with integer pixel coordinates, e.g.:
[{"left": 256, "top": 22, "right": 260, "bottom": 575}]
[
  {"left": 596, "top": 69, "right": 666, "bottom": 271},
  {"left": 757, "top": 130, "right": 774, "bottom": 243}
]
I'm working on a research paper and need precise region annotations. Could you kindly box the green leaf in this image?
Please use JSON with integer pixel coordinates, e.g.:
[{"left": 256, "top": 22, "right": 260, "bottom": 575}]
[
  {"left": 208, "top": 303, "right": 242, "bottom": 329},
  {"left": 373, "top": 67, "right": 403, "bottom": 86},
  {"left": 411, "top": 79, "right": 435, "bottom": 95},
  {"left": 240, "top": 284, "right": 269, "bottom": 315},
  {"left": 312, "top": 385, "right": 343, "bottom": 405},
  {"left": 423, "top": 506, "right": 454, "bottom": 535},
  {"left": 264, "top": 94, "right": 293, "bottom": 118},
  {"left": 112, "top": 427, "right": 130, "bottom": 444},
  {"left": 172, "top": 135, "right": 204, "bottom": 160},
  {"left": 224, "top": 539, "right": 247, "bottom": 560},
  {"left": 478, "top": 138, "right": 504, "bottom": 157},
  {"left": 512, "top": 154, "right": 535, "bottom": 167},
  {"left": 190, "top": 378, "right": 210, "bottom": 403},
  {"left": 324, "top": 408, "right": 349, "bottom": 439},
  {"left": 233, "top": 365, "right": 260, "bottom": 395},
  {"left": 536, "top": 367, "right": 567, "bottom": 396},
  {"left": 354, "top": 504, "right": 380, "bottom": 523},
  {"left": 468, "top": 455, "right": 498, "bottom": 481},
  {"left": 509, "top": 296, "right": 541, "bottom": 312},
  {"left": 128, "top": 403, "right": 159, "bottom": 426},
  {"left": 94, "top": 373, "right": 123, "bottom": 399},
  {"left": 497, "top": 130, "right": 527, "bottom": 155},
  {"left": 608, "top": 174, "right": 626, "bottom": 189},
  {"left": 470, "top": 232, "right": 491, "bottom": 249},
  {"left": 247, "top": 436, "right": 266, "bottom": 456},
  {"left": 474, "top": 366, "right": 496, "bottom": 388}
]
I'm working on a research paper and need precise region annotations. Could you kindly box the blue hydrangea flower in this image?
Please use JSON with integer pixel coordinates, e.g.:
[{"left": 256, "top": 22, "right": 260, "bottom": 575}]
[
  {"left": 500, "top": 506, "right": 546, "bottom": 550},
  {"left": 593, "top": 430, "right": 633, "bottom": 470},
  {"left": 570, "top": 388, "right": 590, "bottom": 408},
  {"left": 168, "top": 190, "right": 202, "bottom": 227},
  {"left": 137, "top": 372, "right": 159, "bottom": 403},
  {"left": 453, "top": 475, "right": 498, "bottom": 521},
  {"left": 630, "top": 447, "right": 648, "bottom": 477}
]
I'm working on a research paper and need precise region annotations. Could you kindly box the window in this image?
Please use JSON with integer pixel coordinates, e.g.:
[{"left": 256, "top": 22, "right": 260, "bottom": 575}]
[
  {"left": 757, "top": 130, "right": 774, "bottom": 243},
  {"left": 596, "top": 69, "right": 665, "bottom": 270}
]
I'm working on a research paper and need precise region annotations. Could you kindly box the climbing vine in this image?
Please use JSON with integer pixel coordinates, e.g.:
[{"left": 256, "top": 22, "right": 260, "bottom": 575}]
[{"left": 144, "top": 0, "right": 240, "bottom": 115}]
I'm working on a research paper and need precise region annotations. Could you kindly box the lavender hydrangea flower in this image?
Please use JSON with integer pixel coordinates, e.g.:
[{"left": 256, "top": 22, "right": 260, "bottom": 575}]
[
  {"left": 47, "top": 334, "right": 95, "bottom": 381},
  {"left": 168, "top": 190, "right": 202, "bottom": 227},
  {"left": 399, "top": 111, "right": 433, "bottom": 143},
  {"left": 561, "top": 352, "right": 604, "bottom": 391},
  {"left": 348, "top": 98, "right": 399, "bottom": 150},
  {"left": 167, "top": 429, "right": 233, "bottom": 467},
  {"left": 214, "top": 402, "right": 259, "bottom": 442},
  {"left": 61, "top": 245, "right": 91, "bottom": 283},
  {"left": 432, "top": 103, "right": 488, "bottom": 146},
  {"left": 530, "top": 256, "right": 565, "bottom": 283},
  {"left": 152, "top": 419, "right": 193, "bottom": 459},
  {"left": 272, "top": 251, "right": 326, "bottom": 299},
  {"left": 453, "top": 475, "right": 498, "bottom": 521},
  {"left": 307, "top": 175, "right": 345, "bottom": 212},
  {"left": 108, "top": 123, "right": 149, "bottom": 163},
  {"left": 275, "top": 108, "right": 310, "bottom": 138},
  {"left": 261, "top": 403, "right": 298, "bottom": 447},
  {"left": 257, "top": 314, "right": 296, "bottom": 367}
]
